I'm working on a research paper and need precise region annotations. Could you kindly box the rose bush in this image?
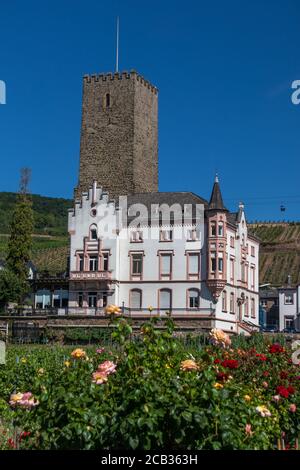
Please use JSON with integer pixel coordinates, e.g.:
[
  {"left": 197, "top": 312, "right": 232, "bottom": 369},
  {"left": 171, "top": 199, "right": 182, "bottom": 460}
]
[{"left": 0, "top": 318, "right": 299, "bottom": 450}]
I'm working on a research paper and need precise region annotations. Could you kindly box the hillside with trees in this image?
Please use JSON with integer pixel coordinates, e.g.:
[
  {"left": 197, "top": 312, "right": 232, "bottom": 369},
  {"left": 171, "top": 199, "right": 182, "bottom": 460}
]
[
  {"left": 0, "top": 191, "right": 70, "bottom": 275},
  {"left": 0, "top": 192, "right": 72, "bottom": 236}
]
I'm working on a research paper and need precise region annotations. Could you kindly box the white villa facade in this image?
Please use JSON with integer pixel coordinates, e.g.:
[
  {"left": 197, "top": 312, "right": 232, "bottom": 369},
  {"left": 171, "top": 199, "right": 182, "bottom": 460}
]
[
  {"left": 67, "top": 178, "right": 260, "bottom": 334},
  {"left": 278, "top": 285, "right": 300, "bottom": 331}
]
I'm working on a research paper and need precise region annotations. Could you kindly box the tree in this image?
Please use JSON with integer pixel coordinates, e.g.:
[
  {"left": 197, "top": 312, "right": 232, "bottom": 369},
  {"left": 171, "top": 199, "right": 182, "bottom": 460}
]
[
  {"left": 0, "top": 268, "right": 25, "bottom": 308},
  {"left": 6, "top": 168, "right": 34, "bottom": 302}
]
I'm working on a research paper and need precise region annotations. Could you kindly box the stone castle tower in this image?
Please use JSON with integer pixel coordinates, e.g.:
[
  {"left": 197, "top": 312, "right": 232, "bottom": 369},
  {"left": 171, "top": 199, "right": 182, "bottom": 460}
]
[{"left": 74, "top": 70, "right": 158, "bottom": 199}]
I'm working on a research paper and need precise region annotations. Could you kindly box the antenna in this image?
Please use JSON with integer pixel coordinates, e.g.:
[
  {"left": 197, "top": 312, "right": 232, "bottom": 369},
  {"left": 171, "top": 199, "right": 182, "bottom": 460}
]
[{"left": 116, "top": 16, "right": 119, "bottom": 72}]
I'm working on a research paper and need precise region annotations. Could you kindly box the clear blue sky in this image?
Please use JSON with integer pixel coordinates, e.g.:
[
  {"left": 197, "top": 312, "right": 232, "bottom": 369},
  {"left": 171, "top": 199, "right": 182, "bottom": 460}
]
[{"left": 0, "top": 0, "right": 299, "bottom": 221}]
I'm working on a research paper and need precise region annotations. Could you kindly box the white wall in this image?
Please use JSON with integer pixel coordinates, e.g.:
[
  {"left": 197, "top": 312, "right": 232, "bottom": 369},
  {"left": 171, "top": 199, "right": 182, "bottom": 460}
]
[{"left": 278, "top": 288, "right": 298, "bottom": 330}]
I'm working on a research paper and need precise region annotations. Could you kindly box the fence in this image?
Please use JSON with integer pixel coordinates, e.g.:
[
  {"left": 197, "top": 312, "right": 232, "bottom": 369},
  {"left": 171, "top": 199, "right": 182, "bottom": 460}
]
[
  {"left": 9, "top": 322, "right": 211, "bottom": 346},
  {"left": 11, "top": 323, "right": 46, "bottom": 344}
]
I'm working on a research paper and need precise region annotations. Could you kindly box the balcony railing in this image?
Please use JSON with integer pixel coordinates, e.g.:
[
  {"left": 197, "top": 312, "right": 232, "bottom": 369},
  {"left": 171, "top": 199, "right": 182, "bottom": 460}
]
[
  {"left": 1, "top": 306, "right": 215, "bottom": 317},
  {"left": 69, "top": 271, "right": 112, "bottom": 281},
  {"left": 122, "top": 307, "right": 215, "bottom": 317}
]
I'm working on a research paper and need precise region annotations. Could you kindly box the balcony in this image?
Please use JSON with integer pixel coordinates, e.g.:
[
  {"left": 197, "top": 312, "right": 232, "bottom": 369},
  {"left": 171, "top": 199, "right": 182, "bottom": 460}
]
[{"left": 70, "top": 271, "right": 112, "bottom": 281}]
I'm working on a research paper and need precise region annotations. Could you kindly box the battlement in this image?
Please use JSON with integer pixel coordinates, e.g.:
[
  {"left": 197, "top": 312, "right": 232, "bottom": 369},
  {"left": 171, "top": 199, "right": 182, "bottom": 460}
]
[{"left": 83, "top": 70, "right": 158, "bottom": 94}]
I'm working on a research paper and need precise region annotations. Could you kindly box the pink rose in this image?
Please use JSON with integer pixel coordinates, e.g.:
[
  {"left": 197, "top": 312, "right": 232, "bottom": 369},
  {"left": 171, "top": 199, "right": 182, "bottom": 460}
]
[
  {"left": 92, "top": 371, "right": 108, "bottom": 385},
  {"left": 289, "top": 404, "right": 297, "bottom": 413},
  {"left": 245, "top": 424, "right": 253, "bottom": 436},
  {"left": 22, "top": 392, "right": 33, "bottom": 400},
  {"left": 97, "top": 360, "right": 117, "bottom": 376}
]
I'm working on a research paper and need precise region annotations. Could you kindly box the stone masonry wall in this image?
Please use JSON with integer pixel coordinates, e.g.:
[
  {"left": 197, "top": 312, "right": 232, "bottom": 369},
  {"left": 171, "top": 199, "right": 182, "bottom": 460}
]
[{"left": 74, "top": 71, "right": 158, "bottom": 200}]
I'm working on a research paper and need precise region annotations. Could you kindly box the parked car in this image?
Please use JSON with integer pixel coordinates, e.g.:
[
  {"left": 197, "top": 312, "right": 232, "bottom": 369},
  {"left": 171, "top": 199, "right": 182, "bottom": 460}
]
[
  {"left": 261, "top": 325, "right": 279, "bottom": 333},
  {"left": 282, "top": 327, "right": 299, "bottom": 334}
]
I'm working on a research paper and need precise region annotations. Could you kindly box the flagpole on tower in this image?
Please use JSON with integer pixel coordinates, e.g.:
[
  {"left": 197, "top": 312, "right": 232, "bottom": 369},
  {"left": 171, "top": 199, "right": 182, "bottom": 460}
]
[{"left": 116, "top": 16, "right": 119, "bottom": 73}]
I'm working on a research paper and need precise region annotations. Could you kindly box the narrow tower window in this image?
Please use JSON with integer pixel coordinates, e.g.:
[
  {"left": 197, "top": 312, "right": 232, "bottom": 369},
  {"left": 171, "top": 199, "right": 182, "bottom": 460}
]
[
  {"left": 211, "top": 222, "right": 216, "bottom": 236},
  {"left": 105, "top": 93, "right": 111, "bottom": 108}
]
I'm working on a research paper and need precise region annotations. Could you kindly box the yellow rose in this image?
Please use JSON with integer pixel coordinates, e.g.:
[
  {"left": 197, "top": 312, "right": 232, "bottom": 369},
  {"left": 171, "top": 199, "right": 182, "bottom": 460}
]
[
  {"left": 10, "top": 393, "right": 23, "bottom": 402},
  {"left": 244, "top": 395, "right": 251, "bottom": 401},
  {"left": 214, "top": 382, "right": 224, "bottom": 389},
  {"left": 105, "top": 304, "right": 122, "bottom": 315},
  {"left": 71, "top": 348, "right": 87, "bottom": 359}
]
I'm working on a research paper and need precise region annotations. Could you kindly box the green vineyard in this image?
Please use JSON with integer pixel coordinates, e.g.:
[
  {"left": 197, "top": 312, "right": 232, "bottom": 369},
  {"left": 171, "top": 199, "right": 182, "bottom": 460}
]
[{"left": 249, "top": 223, "right": 300, "bottom": 286}]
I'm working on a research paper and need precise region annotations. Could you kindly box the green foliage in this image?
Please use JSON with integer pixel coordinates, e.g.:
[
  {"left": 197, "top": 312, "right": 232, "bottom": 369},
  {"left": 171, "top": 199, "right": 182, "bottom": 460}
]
[
  {"left": 6, "top": 193, "right": 33, "bottom": 298},
  {"left": 0, "top": 192, "right": 71, "bottom": 237},
  {"left": 0, "top": 268, "right": 25, "bottom": 306},
  {"left": 64, "top": 328, "right": 114, "bottom": 344},
  {"left": 0, "top": 320, "right": 299, "bottom": 450}
]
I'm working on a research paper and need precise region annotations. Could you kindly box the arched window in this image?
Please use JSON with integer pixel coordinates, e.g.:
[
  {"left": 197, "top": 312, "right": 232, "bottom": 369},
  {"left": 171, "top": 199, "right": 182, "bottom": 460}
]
[
  {"left": 159, "top": 289, "right": 172, "bottom": 311},
  {"left": 251, "top": 298, "right": 255, "bottom": 318},
  {"left": 130, "top": 289, "right": 142, "bottom": 309},
  {"left": 222, "top": 290, "right": 227, "bottom": 312},
  {"left": 230, "top": 293, "right": 235, "bottom": 313},
  {"left": 105, "top": 93, "right": 111, "bottom": 108},
  {"left": 188, "top": 289, "right": 200, "bottom": 309},
  {"left": 245, "top": 296, "right": 249, "bottom": 316},
  {"left": 89, "top": 224, "right": 98, "bottom": 240},
  {"left": 218, "top": 223, "right": 224, "bottom": 236}
]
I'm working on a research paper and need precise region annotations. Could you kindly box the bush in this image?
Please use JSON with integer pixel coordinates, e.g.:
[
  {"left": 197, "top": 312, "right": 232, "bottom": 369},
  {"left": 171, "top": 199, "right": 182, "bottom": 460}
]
[{"left": 0, "top": 318, "right": 299, "bottom": 450}]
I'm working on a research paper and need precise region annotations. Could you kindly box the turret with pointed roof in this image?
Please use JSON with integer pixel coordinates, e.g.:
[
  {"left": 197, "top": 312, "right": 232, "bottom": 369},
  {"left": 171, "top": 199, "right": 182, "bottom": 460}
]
[
  {"left": 206, "top": 175, "right": 228, "bottom": 302},
  {"left": 207, "top": 174, "right": 228, "bottom": 212}
]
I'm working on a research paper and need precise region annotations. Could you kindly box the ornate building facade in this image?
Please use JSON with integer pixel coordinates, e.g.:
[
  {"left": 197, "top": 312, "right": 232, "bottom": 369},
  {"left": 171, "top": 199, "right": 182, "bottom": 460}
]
[
  {"left": 68, "top": 70, "right": 260, "bottom": 334},
  {"left": 68, "top": 179, "right": 259, "bottom": 334}
]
